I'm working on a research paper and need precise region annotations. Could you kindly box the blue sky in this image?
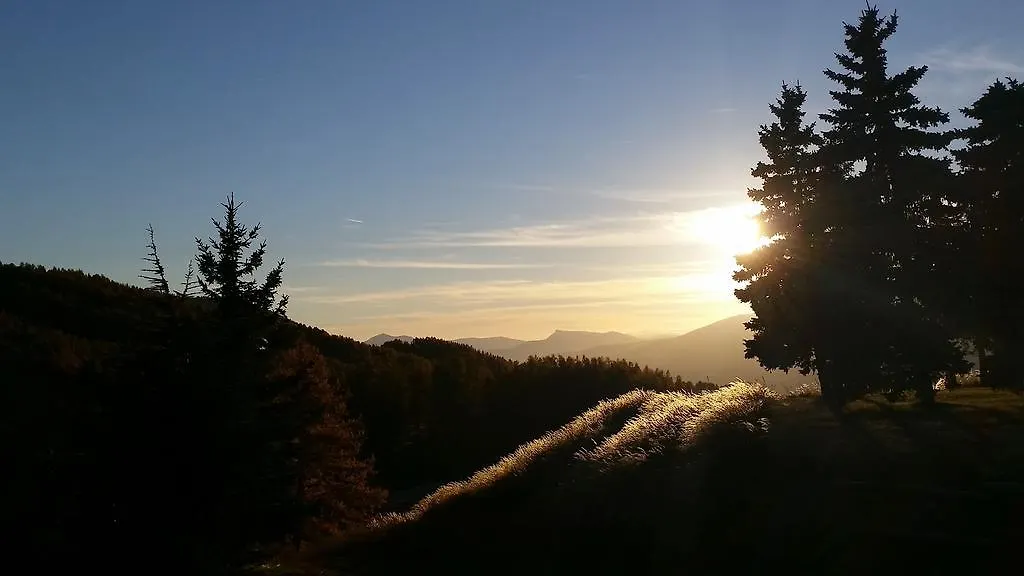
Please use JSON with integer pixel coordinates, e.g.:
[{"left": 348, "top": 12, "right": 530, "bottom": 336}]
[{"left": 2, "top": 1, "right": 1022, "bottom": 340}]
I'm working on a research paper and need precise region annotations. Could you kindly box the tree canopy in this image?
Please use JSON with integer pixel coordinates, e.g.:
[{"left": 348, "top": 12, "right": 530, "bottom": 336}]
[{"left": 736, "top": 4, "right": 1015, "bottom": 408}]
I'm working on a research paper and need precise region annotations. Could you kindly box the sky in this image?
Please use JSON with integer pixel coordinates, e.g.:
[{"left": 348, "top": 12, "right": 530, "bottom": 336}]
[{"left": 2, "top": 1, "right": 1022, "bottom": 341}]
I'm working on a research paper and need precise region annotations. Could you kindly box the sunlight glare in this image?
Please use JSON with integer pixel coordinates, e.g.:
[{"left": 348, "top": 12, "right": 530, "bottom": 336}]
[{"left": 683, "top": 203, "right": 767, "bottom": 257}]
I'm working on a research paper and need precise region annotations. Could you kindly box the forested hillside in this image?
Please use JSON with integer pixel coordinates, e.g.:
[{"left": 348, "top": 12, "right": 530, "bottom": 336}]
[
  {"left": 1, "top": 229, "right": 711, "bottom": 573},
  {"left": 4, "top": 5, "right": 1023, "bottom": 574}
]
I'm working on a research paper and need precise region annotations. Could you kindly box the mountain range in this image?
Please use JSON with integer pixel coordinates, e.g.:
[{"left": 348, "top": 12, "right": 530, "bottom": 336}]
[
  {"left": 365, "top": 315, "right": 814, "bottom": 390},
  {"left": 365, "top": 330, "right": 638, "bottom": 360}
]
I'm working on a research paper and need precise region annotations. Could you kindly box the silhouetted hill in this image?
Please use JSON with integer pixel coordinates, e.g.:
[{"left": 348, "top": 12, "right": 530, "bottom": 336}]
[
  {"left": 453, "top": 336, "right": 525, "bottom": 353},
  {"left": 2, "top": 261, "right": 700, "bottom": 494},
  {"left": 579, "top": 315, "right": 813, "bottom": 390},
  {"left": 496, "top": 330, "right": 639, "bottom": 361},
  {"left": 367, "top": 334, "right": 526, "bottom": 353},
  {"left": 364, "top": 333, "right": 415, "bottom": 346}
]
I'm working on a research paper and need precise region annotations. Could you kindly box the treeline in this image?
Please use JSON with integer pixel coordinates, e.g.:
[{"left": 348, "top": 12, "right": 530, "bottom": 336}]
[
  {"left": 736, "top": 5, "right": 1024, "bottom": 410},
  {"left": 330, "top": 336, "right": 712, "bottom": 489},
  {"left": 2, "top": 200, "right": 705, "bottom": 573}
]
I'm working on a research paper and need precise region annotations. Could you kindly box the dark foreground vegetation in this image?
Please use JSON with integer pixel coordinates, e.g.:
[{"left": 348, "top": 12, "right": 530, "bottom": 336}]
[
  {"left": 735, "top": 5, "right": 1024, "bottom": 409},
  {"left": 2, "top": 199, "right": 709, "bottom": 574},
  {"left": 318, "top": 383, "right": 1024, "bottom": 575},
  {"left": 4, "top": 4, "right": 1022, "bottom": 575}
]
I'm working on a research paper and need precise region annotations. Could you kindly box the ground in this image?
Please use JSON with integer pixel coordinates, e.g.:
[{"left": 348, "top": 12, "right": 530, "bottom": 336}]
[
  {"left": 276, "top": 385, "right": 1024, "bottom": 575},
  {"left": 760, "top": 387, "right": 1024, "bottom": 572}
]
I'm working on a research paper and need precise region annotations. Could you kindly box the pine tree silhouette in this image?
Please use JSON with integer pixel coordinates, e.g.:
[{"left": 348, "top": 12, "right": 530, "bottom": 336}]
[
  {"left": 735, "top": 83, "right": 827, "bottom": 397},
  {"left": 954, "top": 78, "right": 1024, "bottom": 390}
]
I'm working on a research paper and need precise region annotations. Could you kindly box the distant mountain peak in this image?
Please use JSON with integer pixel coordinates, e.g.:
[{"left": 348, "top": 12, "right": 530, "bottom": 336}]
[
  {"left": 549, "top": 329, "right": 631, "bottom": 338},
  {"left": 365, "top": 333, "right": 415, "bottom": 345}
]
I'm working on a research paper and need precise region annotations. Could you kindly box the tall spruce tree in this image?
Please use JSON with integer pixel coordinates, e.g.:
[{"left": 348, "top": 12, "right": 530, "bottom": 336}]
[
  {"left": 815, "top": 5, "right": 963, "bottom": 404},
  {"left": 953, "top": 78, "right": 1024, "bottom": 389},
  {"left": 139, "top": 196, "right": 384, "bottom": 572},
  {"left": 735, "top": 84, "right": 827, "bottom": 395},
  {"left": 191, "top": 194, "right": 297, "bottom": 569},
  {"left": 194, "top": 193, "right": 288, "bottom": 356}
]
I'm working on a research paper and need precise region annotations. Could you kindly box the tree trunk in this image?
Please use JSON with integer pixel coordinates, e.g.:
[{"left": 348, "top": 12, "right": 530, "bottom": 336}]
[
  {"left": 975, "top": 337, "right": 991, "bottom": 387},
  {"left": 1007, "top": 337, "right": 1024, "bottom": 391},
  {"left": 817, "top": 365, "right": 844, "bottom": 414},
  {"left": 942, "top": 369, "right": 960, "bottom": 390},
  {"left": 987, "top": 340, "right": 1011, "bottom": 389},
  {"left": 915, "top": 373, "right": 936, "bottom": 405}
]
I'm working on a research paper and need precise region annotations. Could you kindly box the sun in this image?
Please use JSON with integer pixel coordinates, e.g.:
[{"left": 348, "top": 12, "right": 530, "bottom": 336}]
[{"left": 684, "top": 203, "right": 767, "bottom": 257}]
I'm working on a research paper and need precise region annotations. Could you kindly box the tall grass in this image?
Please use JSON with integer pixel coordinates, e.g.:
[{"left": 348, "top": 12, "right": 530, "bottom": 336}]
[
  {"left": 316, "top": 382, "right": 1024, "bottom": 576},
  {"left": 578, "top": 383, "right": 773, "bottom": 467},
  {"left": 373, "top": 382, "right": 775, "bottom": 527},
  {"left": 373, "top": 388, "right": 656, "bottom": 526}
]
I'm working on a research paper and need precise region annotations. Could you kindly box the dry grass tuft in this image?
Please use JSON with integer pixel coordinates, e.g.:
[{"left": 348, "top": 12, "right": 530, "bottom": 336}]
[
  {"left": 578, "top": 381, "right": 774, "bottom": 467},
  {"left": 373, "top": 388, "right": 655, "bottom": 526},
  {"left": 373, "top": 381, "right": 775, "bottom": 528},
  {"left": 788, "top": 381, "right": 821, "bottom": 397}
]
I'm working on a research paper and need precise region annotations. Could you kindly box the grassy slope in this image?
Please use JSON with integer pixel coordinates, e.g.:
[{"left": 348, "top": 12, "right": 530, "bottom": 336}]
[{"left": 295, "top": 385, "right": 1024, "bottom": 576}]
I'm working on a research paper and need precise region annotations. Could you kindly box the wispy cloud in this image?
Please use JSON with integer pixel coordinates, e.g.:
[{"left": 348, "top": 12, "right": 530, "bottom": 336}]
[
  {"left": 282, "top": 284, "right": 323, "bottom": 294},
  {"left": 365, "top": 215, "right": 669, "bottom": 249},
  {"left": 364, "top": 203, "right": 758, "bottom": 249},
  {"left": 919, "top": 45, "right": 1024, "bottom": 76},
  {"left": 345, "top": 218, "right": 364, "bottom": 224},
  {"left": 297, "top": 266, "right": 741, "bottom": 308},
  {"left": 589, "top": 188, "right": 743, "bottom": 204},
  {"left": 313, "top": 258, "right": 550, "bottom": 270},
  {"left": 484, "top": 183, "right": 557, "bottom": 193},
  {"left": 306, "top": 272, "right": 750, "bottom": 340}
]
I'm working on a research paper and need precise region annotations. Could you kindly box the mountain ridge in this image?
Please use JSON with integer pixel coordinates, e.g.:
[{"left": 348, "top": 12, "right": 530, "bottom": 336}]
[
  {"left": 578, "top": 314, "right": 811, "bottom": 389},
  {"left": 365, "top": 329, "right": 641, "bottom": 359}
]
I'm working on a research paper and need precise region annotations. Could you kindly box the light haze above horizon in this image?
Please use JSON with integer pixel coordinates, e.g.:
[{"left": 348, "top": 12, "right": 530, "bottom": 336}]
[{"left": 3, "top": 1, "right": 1021, "bottom": 341}]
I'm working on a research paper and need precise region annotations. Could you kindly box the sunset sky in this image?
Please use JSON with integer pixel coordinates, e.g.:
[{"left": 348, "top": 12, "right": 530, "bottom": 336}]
[{"left": 3, "top": 1, "right": 1022, "bottom": 340}]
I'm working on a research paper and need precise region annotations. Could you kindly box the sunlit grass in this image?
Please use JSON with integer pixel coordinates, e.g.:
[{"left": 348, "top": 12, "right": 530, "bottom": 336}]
[
  {"left": 323, "top": 382, "right": 1024, "bottom": 575},
  {"left": 787, "top": 381, "right": 821, "bottom": 398},
  {"left": 374, "top": 381, "right": 775, "bottom": 528},
  {"left": 578, "top": 383, "right": 773, "bottom": 467},
  {"left": 373, "top": 388, "right": 655, "bottom": 526}
]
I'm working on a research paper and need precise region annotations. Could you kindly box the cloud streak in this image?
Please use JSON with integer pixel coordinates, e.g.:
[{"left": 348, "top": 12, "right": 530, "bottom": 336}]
[
  {"left": 486, "top": 183, "right": 557, "bottom": 193},
  {"left": 282, "top": 284, "right": 323, "bottom": 294},
  {"left": 363, "top": 203, "right": 759, "bottom": 249},
  {"left": 588, "top": 188, "right": 743, "bottom": 204},
  {"left": 314, "top": 258, "right": 550, "bottom": 270},
  {"left": 311, "top": 274, "right": 750, "bottom": 341},
  {"left": 297, "top": 266, "right": 741, "bottom": 308},
  {"left": 919, "top": 45, "right": 1024, "bottom": 76}
]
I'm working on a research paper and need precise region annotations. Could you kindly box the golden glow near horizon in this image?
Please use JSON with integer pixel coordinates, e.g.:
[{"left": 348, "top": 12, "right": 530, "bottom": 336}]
[{"left": 293, "top": 201, "right": 768, "bottom": 341}]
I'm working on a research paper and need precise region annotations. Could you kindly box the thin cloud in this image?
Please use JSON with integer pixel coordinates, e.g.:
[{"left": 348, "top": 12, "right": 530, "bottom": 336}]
[
  {"left": 364, "top": 203, "right": 758, "bottom": 249},
  {"left": 319, "top": 289, "right": 749, "bottom": 342},
  {"left": 298, "top": 279, "right": 533, "bottom": 305},
  {"left": 919, "top": 45, "right": 1024, "bottom": 76},
  {"left": 366, "top": 215, "right": 673, "bottom": 248},
  {"left": 343, "top": 296, "right": 724, "bottom": 326},
  {"left": 486, "top": 183, "right": 557, "bottom": 193},
  {"left": 299, "top": 259, "right": 752, "bottom": 341},
  {"left": 297, "top": 266, "right": 741, "bottom": 308},
  {"left": 589, "top": 188, "right": 743, "bottom": 204},
  {"left": 346, "top": 218, "right": 364, "bottom": 224},
  {"left": 282, "top": 285, "right": 323, "bottom": 294},
  {"left": 580, "top": 260, "right": 724, "bottom": 275},
  {"left": 314, "top": 258, "right": 550, "bottom": 270}
]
